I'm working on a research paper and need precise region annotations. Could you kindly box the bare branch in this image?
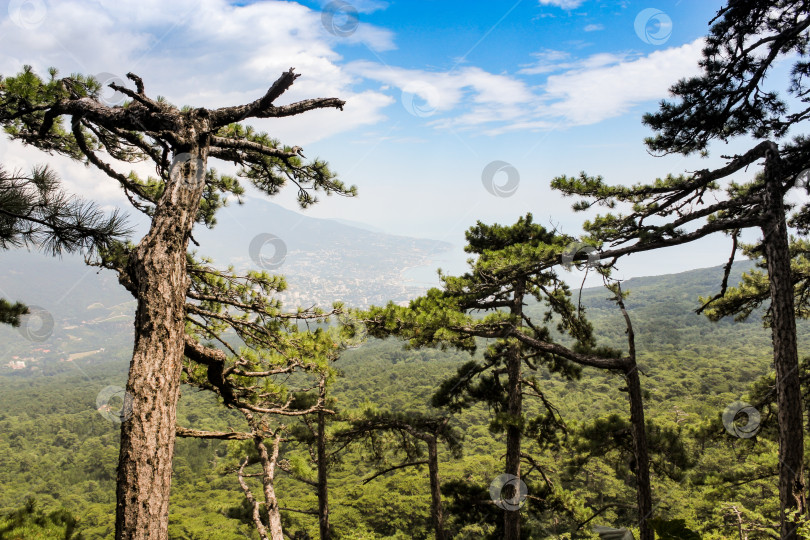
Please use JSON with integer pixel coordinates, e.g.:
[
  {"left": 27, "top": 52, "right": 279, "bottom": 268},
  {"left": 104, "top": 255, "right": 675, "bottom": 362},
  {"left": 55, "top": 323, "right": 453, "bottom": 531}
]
[
  {"left": 211, "top": 68, "right": 301, "bottom": 126},
  {"left": 210, "top": 136, "right": 301, "bottom": 159},
  {"left": 696, "top": 231, "right": 740, "bottom": 314},
  {"left": 362, "top": 460, "right": 429, "bottom": 485},
  {"left": 176, "top": 426, "right": 252, "bottom": 440},
  {"left": 126, "top": 72, "right": 145, "bottom": 95},
  {"left": 237, "top": 457, "right": 269, "bottom": 540}
]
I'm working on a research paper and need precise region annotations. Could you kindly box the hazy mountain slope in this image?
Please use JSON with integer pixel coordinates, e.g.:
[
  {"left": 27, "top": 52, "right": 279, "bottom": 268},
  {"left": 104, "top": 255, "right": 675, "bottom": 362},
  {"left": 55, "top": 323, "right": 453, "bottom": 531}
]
[
  {"left": 193, "top": 199, "right": 452, "bottom": 307},
  {"left": 0, "top": 204, "right": 452, "bottom": 373}
]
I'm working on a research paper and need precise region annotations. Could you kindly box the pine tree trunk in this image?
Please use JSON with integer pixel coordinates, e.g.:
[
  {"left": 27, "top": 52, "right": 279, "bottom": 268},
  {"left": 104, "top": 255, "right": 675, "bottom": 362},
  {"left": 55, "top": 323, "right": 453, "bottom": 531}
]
[
  {"left": 256, "top": 432, "right": 285, "bottom": 540},
  {"left": 615, "top": 284, "right": 654, "bottom": 540},
  {"left": 503, "top": 342, "right": 522, "bottom": 540},
  {"left": 763, "top": 147, "right": 807, "bottom": 540},
  {"left": 426, "top": 435, "right": 447, "bottom": 540},
  {"left": 115, "top": 142, "right": 208, "bottom": 539},
  {"left": 504, "top": 286, "right": 525, "bottom": 540},
  {"left": 317, "top": 408, "right": 330, "bottom": 540},
  {"left": 626, "top": 365, "right": 653, "bottom": 540}
]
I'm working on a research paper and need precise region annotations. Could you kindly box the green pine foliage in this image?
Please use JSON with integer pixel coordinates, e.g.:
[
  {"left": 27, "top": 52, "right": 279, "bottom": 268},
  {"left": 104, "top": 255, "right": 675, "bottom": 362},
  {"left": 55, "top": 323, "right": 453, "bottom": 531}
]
[
  {"left": 0, "top": 498, "right": 83, "bottom": 540},
  {"left": 0, "top": 299, "right": 808, "bottom": 538},
  {"left": 0, "top": 164, "right": 130, "bottom": 328}
]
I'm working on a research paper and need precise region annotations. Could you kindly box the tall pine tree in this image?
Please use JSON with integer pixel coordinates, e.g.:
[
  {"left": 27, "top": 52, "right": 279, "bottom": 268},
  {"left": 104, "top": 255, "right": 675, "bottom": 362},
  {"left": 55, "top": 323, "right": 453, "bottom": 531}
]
[
  {"left": 363, "top": 214, "right": 656, "bottom": 539},
  {"left": 551, "top": 3, "right": 810, "bottom": 536},
  {"left": 0, "top": 66, "right": 351, "bottom": 539}
]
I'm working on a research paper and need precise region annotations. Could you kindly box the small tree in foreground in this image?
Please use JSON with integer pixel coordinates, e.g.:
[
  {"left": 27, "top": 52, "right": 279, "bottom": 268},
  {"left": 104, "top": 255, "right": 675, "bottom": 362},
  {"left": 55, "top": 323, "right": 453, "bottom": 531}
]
[
  {"left": 337, "top": 409, "right": 463, "bottom": 540},
  {"left": 170, "top": 257, "right": 363, "bottom": 539},
  {"left": 178, "top": 342, "right": 339, "bottom": 540}
]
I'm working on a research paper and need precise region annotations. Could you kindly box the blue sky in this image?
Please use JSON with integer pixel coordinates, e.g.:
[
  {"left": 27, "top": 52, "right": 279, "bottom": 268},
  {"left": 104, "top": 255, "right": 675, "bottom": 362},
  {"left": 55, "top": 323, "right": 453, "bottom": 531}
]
[{"left": 3, "top": 0, "right": 785, "bottom": 282}]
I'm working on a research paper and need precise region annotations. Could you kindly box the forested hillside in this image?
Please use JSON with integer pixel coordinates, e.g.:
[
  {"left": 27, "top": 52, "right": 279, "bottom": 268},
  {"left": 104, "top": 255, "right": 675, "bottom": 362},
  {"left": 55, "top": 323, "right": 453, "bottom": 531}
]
[{"left": 2, "top": 260, "right": 807, "bottom": 538}]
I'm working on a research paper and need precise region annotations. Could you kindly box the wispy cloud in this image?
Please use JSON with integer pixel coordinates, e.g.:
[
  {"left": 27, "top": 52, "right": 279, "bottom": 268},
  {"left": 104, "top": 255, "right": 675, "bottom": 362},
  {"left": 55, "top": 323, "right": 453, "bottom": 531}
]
[
  {"left": 540, "top": 40, "right": 704, "bottom": 126},
  {"left": 348, "top": 62, "right": 535, "bottom": 114},
  {"left": 349, "top": 40, "right": 704, "bottom": 135},
  {"left": 0, "top": 0, "right": 397, "bottom": 201},
  {"left": 584, "top": 23, "right": 604, "bottom": 32},
  {"left": 316, "top": 0, "right": 389, "bottom": 14},
  {"left": 518, "top": 49, "right": 628, "bottom": 75},
  {"left": 538, "top": 0, "right": 585, "bottom": 9}
]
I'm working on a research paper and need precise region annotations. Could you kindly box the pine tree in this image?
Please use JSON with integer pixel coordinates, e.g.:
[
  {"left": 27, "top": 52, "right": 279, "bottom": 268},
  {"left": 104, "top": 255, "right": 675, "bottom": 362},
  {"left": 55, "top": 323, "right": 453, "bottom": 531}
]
[
  {"left": 362, "top": 214, "right": 656, "bottom": 539},
  {"left": 178, "top": 330, "right": 341, "bottom": 540},
  {"left": 551, "top": 3, "right": 810, "bottom": 536},
  {"left": 699, "top": 237, "right": 810, "bottom": 322},
  {"left": 0, "top": 164, "right": 129, "bottom": 326},
  {"left": 0, "top": 65, "right": 351, "bottom": 539},
  {"left": 172, "top": 258, "right": 354, "bottom": 539},
  {"left": 338, "top": 409, "right": 463, "bottom": 540}
]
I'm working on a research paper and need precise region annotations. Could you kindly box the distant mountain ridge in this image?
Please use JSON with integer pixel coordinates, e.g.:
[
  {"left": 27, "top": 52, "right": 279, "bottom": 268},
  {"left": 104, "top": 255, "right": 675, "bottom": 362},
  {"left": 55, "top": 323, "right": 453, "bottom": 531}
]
[
  {"left": 0, "top": 201, "right": 456, "bottom": 372},
  {"left": 325, "top": 217, "right": 387, "bottom": 234},
  {"left": 192, "top": 199, "right": 452, "bottom": 307},
  {"left": 194, "top": 199, "right": 449, "bottom": 270},
  {"left": 0, "top": 247, "right": 780, "bottom": 375}
]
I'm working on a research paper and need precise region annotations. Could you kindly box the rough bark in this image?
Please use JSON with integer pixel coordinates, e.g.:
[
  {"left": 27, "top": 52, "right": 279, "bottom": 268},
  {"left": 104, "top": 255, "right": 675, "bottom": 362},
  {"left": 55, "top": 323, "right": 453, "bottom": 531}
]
[
  {"left": 115, "top": 129, "right": 209, "bottom": 539},
  {"left": 763, "top": 145, "right": 807, "bottom": 539},
  {"left": 503, "top": 284, "right": 525, "bottom": 540}
]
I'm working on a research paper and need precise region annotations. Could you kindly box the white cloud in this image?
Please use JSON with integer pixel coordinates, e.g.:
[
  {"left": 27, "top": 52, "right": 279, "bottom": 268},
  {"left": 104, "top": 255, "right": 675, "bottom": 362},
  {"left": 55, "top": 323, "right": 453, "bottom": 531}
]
[
  {"left": 541, "top": 40, "right": 705, "bottom": 125},
  {"left": 0, "top": 0, "right": 393, "bottom": 124},
  {"left": 0, "top": 0, "right": 394, "bottom": 104},
  {"left": 0, "top": 0, "right": 397, "bottom": 205},
  {"left": 584, "top": 23, "right": 604, "bottom": 32},
  {"left": 519, "top": 49, "right": 628, "bottom": 75},
  {"left": 347, "top": 61, "right": 535, "bottom": 113},
  {"left": 538, "top": 0, "right": 585, "bottom": 9},
  {"left": 346, "top": 39, "right": 704, "bottom": 135},
  {"left": 0, "top": 0, "right": 706, "bottom": 161}
]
